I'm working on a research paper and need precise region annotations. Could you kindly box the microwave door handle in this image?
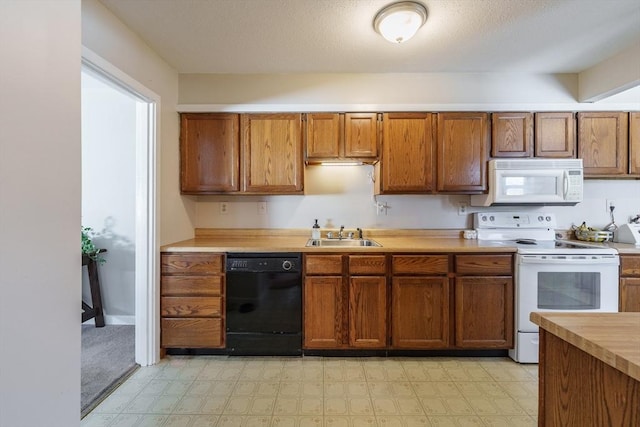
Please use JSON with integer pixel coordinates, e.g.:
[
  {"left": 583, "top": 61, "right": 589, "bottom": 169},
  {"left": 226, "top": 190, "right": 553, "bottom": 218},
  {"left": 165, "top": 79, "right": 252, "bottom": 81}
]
[{"left": 563, "top": 170, "right": 569, "bottom": 198}]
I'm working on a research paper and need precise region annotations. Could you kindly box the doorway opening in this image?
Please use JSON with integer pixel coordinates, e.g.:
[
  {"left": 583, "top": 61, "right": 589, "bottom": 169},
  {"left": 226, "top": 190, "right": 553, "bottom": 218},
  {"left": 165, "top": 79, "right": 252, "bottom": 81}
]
[{"left": 81, "top": 48, "right": 159, "bottom": 371}]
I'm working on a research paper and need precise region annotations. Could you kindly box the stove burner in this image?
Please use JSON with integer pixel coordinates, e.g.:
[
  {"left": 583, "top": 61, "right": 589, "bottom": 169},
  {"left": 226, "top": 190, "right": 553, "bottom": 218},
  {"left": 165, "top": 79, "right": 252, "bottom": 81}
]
[{"left": 515, "top": 239, "right": 537, "bottom": 245}]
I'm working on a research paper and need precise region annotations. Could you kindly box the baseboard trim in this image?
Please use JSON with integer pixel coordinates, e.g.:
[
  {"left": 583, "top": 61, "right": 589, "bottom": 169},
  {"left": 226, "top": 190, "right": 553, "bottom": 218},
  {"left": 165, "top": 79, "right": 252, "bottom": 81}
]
[{"left": 82, "top": 315, "right": 135, "bottom": 326}]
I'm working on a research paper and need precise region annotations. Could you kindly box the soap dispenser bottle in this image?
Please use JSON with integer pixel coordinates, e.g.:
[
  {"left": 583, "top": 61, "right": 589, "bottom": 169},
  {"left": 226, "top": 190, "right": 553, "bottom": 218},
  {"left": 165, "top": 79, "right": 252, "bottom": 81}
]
[{"left": 311, "top": 219, "right": 321, "bottom": 239}]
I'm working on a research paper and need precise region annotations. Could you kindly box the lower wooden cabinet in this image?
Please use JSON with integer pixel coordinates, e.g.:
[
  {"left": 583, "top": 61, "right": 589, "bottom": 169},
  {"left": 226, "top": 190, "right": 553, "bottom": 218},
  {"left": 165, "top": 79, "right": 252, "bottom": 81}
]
[
  {"left": 454, "top": 276, "right": 513, "bottom": 348},
  {"left": 303, "top": 254, "right": 387, "bottom": 349},
  {"left": 349, "top": 276, "right": 387, "bottom": 348},
  {"left": 160, "top": 252, "right": 225, "bottom": 349},
  {"left": 391, "top": 276, "right": 450, "bottom": 348},
  {"left": 303, "top": 252, "right": 514, "bottom": 352},
  {"left": 454, "top": 254, "right": 514, "bottom": 349},
  {"left": 303, "top": 276, "right": 345, "bottom": 348},
  {"left": 620, "top": 255, "right": 640, "bottom": 312}
]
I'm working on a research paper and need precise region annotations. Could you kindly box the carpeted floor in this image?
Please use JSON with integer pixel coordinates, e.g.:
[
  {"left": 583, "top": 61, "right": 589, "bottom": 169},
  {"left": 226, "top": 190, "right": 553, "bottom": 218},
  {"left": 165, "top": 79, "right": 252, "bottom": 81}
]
[{"left": 81, "top": 324, "right": 138, "bottom": 418}]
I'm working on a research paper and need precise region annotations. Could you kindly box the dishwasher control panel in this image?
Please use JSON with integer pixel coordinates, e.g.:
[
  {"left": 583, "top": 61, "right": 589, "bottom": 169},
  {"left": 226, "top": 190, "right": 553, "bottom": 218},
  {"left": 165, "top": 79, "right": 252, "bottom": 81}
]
[{"left": 226, "top": 253, "right": 301, "bottom": 273}]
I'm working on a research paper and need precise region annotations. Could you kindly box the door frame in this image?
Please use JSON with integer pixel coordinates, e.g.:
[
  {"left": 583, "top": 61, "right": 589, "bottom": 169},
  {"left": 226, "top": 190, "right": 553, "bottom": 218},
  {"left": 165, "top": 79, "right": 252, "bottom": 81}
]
[{"left": 81, "top": 47, "right": 160, "bottom": 366}]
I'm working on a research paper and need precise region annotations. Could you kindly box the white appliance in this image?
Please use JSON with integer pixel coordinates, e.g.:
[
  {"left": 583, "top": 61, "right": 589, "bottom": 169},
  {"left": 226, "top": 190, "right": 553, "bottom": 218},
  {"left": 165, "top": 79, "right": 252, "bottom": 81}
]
[
  {"left": 475, "top": 212, "right": 619, "bottom": 363},
  {"left": 470, "top": 159, "right": 583, "bottom": 207},
  {"left": 614, "top": 223, "right": 640, "bottom": 245}
]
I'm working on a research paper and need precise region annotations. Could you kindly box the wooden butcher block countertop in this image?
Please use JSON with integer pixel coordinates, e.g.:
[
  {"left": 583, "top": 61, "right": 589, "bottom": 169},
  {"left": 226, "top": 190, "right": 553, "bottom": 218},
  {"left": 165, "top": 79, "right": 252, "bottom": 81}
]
[
  {"left": 161, "top": 228, "right": 518, "bottom": 253},
  {"left": 531, "top": 312, "right": 640, "bottom": 381}
]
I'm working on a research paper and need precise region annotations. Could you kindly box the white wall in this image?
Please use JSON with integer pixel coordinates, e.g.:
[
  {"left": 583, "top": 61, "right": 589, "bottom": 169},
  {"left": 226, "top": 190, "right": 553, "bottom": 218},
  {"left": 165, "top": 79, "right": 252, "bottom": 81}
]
[
  {"left": 82, "top": 0, "right": 187, "bottom": 246},
  {"left": 195, "top": 167, "right": 640, "bottom": 232},
  {"left": 82, "top": 71, "right": 136, "bottom": 322},
  {"left": 0, "top": 1, "right": 81, "bottom": 426}
]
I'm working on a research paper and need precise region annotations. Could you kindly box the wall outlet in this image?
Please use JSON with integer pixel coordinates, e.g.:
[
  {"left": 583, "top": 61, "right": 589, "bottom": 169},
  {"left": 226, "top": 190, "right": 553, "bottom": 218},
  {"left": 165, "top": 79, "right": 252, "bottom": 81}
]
[
  {"left": 606, "top": 199, "right": 615, "bottom": 214},
  {"left": 257, "top": 201, "right": 267, "bottom": 215},
  {"left": 220, "top": 202, "right": 229, "bottom": 215},
  {"left": 458, "top": 202, "right": 468, "bottom": 216}
]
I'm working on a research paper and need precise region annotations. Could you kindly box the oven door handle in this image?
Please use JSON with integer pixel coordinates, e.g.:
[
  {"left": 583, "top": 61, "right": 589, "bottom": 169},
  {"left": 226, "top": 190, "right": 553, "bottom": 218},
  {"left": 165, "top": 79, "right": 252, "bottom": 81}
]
[{"left": 519, "top": 257, "right": 619, "bottom": 265}]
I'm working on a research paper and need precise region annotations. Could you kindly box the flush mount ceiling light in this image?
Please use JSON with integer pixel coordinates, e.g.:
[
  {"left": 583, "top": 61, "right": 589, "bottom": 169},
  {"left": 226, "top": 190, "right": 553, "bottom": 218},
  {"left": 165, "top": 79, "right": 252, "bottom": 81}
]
[{"left": 373, "top": 1, "right": 428, "bottom": 44}]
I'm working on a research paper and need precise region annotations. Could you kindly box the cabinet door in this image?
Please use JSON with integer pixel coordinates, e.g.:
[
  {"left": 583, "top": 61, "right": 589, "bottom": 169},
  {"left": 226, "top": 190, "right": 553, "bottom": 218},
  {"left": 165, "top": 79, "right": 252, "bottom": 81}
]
[
  {"left": 631, "top": 112, "right": 640, "bottom": 175},
  {"left": 620, "top": 278, "right": 640, "bottom": 312},
  {"left": 304, "top": 276, "right": 345, "bottom": 348},
  {"left": 378, "top": 113, "right": 435, "bottom": 193},
  {"left": 345, "top": 113, "right": 378, "bottom": 158},
  {"left": 436, "top": 112, "right": 489, "bottom": 193},
  {"left": 180, "top": 113, "right": 240, "bottom": 193},
  {"left": 306, "top": 113, "right": 341, "bottom": 159},
  {"left": 391, "top": 277, "right": 450, "bottom": 349},
  {"left": 349, "top": 277, "right": 387, "bottom": 348},
  {"left": 578, "top": 112, "right": 628, "bottom": 176},
  {"left": 241, "top": 113, "right": 304, "bottom": 193},
  {"left": 491, "top": 112, "right": 533, "bottom": 157},
  {"left": 534, "top": 112, "right": 576, "bottom": 158},
  {"left": 455, "top": 276, "right": 513, "bottom": 348}
]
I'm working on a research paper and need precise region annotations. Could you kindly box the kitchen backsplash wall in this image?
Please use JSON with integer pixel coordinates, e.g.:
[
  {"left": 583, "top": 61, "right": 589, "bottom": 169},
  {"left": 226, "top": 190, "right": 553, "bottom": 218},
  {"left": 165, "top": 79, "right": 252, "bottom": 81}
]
[{"left": 195, "top": 165, "right": 640, "bottom": 232}]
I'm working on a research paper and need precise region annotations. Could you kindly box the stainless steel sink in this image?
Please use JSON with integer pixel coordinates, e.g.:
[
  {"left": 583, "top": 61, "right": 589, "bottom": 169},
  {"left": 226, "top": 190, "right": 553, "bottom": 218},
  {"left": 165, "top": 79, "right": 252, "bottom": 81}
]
[{"left": 305, "top": 238, "right": 382, "bottom": 247}]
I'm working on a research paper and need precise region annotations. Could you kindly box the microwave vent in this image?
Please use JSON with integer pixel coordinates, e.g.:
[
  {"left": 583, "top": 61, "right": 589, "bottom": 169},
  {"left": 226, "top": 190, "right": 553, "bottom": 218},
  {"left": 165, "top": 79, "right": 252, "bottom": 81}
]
[{"left": 491, "top": 159, "right": 583, "bottom": 170}]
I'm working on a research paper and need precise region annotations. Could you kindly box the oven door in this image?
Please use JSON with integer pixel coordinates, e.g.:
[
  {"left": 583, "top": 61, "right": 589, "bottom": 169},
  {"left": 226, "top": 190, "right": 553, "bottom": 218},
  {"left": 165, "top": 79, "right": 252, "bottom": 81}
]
[{"left": 515, "top": 254, "right": 619, "bottom": 332}]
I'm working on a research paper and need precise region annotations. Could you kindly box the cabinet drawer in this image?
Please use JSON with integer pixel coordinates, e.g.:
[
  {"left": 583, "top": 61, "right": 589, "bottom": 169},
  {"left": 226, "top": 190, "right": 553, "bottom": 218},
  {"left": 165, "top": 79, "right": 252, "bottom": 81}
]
[
  {"left": 161, "top": 253, "right": 223, "bottom": 275},
  {"left": 621, "top": 256, "right": 640, "bottom": 277},
  {"left": 161, "top": 275, "right": 223, "bottom": 296},
  {"left": 305, "top": 255, "right": 343, "bottom": 275},
  {"left": 161, "top": 296, "right": 222, "bottom": 317},
  {"left": 455, "top": 255, "right": 513, "bottom": 275},
  {"left": 349, "top": 255, "right": 386, "bottom": 275},
  {"left": 392, "top": 255, "right": 449, "bottom": 275},
  {"left": 161, "top": 318, "right": 223, "bottom": 348}
]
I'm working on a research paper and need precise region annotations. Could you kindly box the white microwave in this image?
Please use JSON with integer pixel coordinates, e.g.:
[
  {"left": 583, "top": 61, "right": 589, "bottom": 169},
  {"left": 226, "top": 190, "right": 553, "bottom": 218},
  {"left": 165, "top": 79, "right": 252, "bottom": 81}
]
[{"left": 470, "top": 159, "right": 583, "bottom": 206}]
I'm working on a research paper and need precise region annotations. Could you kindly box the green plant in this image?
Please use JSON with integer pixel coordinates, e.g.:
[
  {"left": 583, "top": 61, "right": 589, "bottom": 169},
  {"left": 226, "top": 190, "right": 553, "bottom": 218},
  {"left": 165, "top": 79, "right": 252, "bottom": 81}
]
[{"left": 82, "top": 227, "right": 106, "bottom": 264}]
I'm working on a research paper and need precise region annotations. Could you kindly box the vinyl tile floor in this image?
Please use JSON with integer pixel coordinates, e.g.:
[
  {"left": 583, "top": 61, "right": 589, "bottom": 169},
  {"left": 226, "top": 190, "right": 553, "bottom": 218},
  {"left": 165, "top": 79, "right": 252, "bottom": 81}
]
[{"left": 81, "top": 356, "right": 538, "bottom": 427}]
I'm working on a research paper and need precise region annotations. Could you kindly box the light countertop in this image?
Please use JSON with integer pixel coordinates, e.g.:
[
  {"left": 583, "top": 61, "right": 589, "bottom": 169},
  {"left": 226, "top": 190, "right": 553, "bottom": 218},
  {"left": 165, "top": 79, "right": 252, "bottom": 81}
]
[
  {"left": 530, "top": 312, "right": 640, "bottom": 381},
  {"left": 160, "top": 228, "right": 640, "bottom": 254}
]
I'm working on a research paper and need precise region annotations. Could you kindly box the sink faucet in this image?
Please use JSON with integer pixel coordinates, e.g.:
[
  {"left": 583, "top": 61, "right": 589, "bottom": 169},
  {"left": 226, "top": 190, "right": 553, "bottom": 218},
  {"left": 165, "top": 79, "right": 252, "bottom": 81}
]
[
  {"left": 356, "top": 227, "right": 363, "bottom": 239},
  {"left": 338, "top": 225, "right": 345, "bottom": 239}
]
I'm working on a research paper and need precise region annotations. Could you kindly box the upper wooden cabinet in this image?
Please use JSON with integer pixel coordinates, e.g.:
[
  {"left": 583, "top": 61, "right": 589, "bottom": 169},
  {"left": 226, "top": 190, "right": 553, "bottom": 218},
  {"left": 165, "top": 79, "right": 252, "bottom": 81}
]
[
  {"left": 180, "top": 113, "right": 240, "bottom": 194},
  {"left": 631, "top": 112, "right": 640, "bottom": 175},
  {"left": 376, "top": 112, "right": 435, "bottom": 194},
  {"left": 436, "top": 112, "right": 489, "bottom": 193},
  {"left": 534, "top": 112, "right": 576, "bottom": 158},
  {"left": 578, "top": 112, "right": 628, "bottom": 176},
  {"left": 491, "top": 112, "right": 533, "bottom": 157},
  {"left": 305, "top": 113, "right": 379, "bottom": 162},
  {"left": 241, "top": 113, "right": 304, "bottom": 193}
]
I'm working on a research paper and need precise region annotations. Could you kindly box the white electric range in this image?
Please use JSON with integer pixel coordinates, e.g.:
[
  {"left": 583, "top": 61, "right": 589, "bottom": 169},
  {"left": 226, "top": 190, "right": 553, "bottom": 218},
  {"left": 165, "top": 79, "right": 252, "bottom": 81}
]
[{"left": 474, "top": 212, "right": 619, "bottom": 363}]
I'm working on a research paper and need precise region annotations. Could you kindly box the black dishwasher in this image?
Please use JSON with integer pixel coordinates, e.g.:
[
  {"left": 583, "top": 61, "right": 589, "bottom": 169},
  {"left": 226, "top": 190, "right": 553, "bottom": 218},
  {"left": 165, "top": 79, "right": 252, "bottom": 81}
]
[{"left": 226, "top": 253, "right": 302, "bottom": 356}]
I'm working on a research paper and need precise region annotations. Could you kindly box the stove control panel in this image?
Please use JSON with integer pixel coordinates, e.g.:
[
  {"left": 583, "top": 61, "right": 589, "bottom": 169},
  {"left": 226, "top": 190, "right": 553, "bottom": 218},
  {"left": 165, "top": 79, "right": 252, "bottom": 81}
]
[{"left": 474, "top": 212, "right": 556, "bottom": 229}]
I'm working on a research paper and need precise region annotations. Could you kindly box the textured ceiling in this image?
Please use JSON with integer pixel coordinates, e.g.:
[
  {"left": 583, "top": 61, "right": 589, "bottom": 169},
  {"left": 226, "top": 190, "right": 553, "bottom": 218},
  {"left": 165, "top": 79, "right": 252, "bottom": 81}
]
[{"left": 99, "top": 0, "right": 640, "bottom": 74}]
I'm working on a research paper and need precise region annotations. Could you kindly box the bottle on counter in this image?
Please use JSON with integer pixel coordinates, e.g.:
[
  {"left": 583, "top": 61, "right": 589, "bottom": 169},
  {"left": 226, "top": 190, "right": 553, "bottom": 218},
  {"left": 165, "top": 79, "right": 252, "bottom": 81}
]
[{"left": 311, "top": 219, "right": 321, "bottom": 239}]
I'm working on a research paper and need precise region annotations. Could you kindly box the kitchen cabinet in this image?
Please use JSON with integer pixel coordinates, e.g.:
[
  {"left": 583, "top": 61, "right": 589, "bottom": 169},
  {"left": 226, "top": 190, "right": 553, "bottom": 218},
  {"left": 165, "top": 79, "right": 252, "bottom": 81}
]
[
  {"left": 436, "top": 112, "right": 489, "bottom": 193},
  {"left": 241, "top": 113, "right": 304, "bottom": 193},
  {"left": 305, "top": 113, "right": 379, "bottom": 162},
  {"left": 348, "top": 255, "right": 387, "bottom": 348},
  {"left": 628, "top": 111, "right": 639, "bottom": 175},
  {"left": 491, "top": 112, "right": 533, "bottom": 157},
  {"left": 390, "top": 255, "right": 450, "bottom": 349},
  {"left": 375, "top": 112, "right": 435, "bottom": 194},
  {"left": 180, "top": 113, "right": 240, "bottom": 194},
  {"left": 160, "top": 253, "right": 225, "bottom": 349},
  {"left": 620, "top": 255, "right": 640, "bottom": 312},
  {"left": 303, "top": 254, "right": 387, "bottom": 349},
  {"left": 454, "top": 255, "right": 513, "bottom": 348},
  {"left": 578, "top": 111, "right": 628, "bottom": 176},
  {"left": 303, "top": 255, "right": 345, "bottom": 348},
  {"left": 534, "top": 112, "right": 576, "bottom": 158}
]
